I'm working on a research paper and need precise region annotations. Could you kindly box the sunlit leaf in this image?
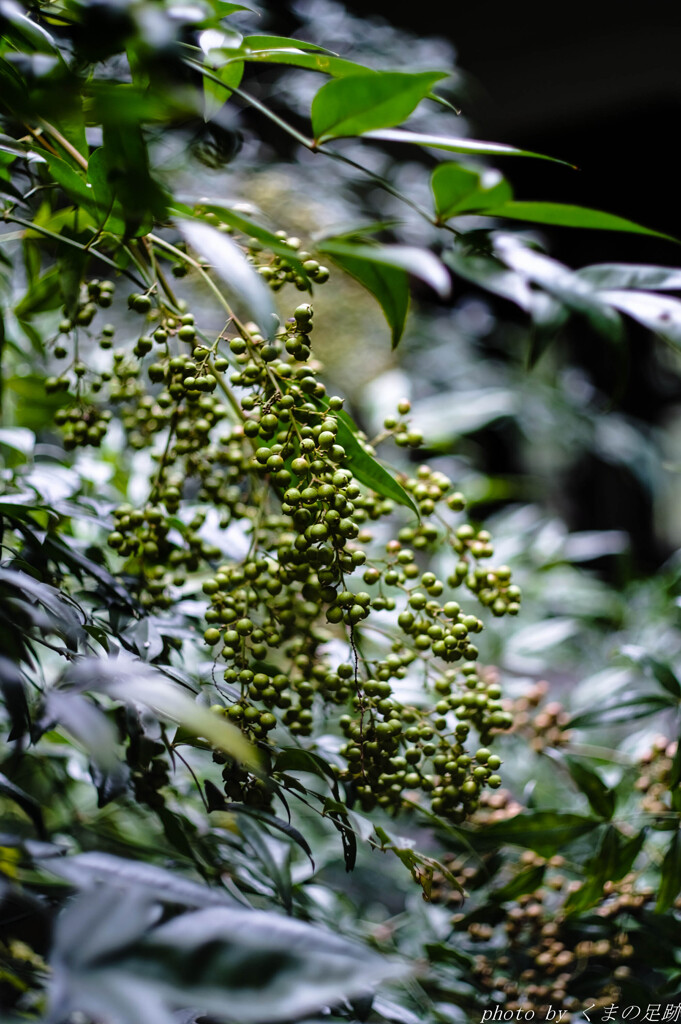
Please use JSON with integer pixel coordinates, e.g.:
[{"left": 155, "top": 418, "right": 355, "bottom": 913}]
[
  {"left": 431, "top": 163, "right": 512, "bottom": 221},
  {"left": 360, "top": 128, "right": 572, "bottom": 164},
  {"left": 481, "top": 200, "right": 676, "bottom": 240},
  {"left": 312, "top": 71, "right": 447, "bottom": 142}
]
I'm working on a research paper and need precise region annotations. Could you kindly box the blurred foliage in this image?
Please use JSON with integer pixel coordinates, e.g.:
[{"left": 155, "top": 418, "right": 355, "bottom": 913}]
[{"left": 3, "top": 3, "right": 681, "bottom": 1024}]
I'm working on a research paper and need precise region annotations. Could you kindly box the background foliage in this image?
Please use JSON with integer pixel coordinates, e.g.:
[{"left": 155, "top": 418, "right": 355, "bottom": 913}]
[{"left": 3, "top": 2, "right": 681, "bottom": 1023}]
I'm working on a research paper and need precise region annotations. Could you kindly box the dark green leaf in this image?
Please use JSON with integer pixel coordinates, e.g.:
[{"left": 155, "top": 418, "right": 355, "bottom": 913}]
[
  {"left": 0, "top": 772, "right": 45, "bottom": 838},
  {"left": 223, "top": 803, "right": 315, "bottom": 871},
  {"left": 325, "top": 251, "right": 409, "bottom": 347},
  {"left": 0, "top": 0, "right": 59, "bottom": 54},
  {"left": 312, "top": 71, "right": 448, "bottom": 142},
  {"left": 620, "top": 645, "right": 681, "bottom": 697},
  {"left": 491, "top": 864, "right": 546, "bottom": 902},
  {"left": 473, "top": 811, "right": 600, "bottom": 858},
  {"left": 0, "top": 655, "right": 29, "bottom": 739},
  {"left": 481, "top": 201, "right": 677, "bottom": 241},
  {"left": 123, "top": 905, "right": 402, "bottom": 1021},
  {"left": 14, "top": 267, "right": 62, "bottom": 317},
  {"left": 314, "top": 400, "right": 418, "bottom": 515},
  {"left": 567, "top": 693, "right": 677, "bottom": 729},
  {"left": 657, "top": 830, "right": 681, "bottom": 912},
  {"left": 565, "top": 758, "right": 616, "bottom": 820}
]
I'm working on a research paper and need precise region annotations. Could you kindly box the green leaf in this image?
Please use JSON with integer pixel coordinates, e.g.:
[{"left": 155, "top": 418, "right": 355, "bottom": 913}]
[
  {"left": 360, "top": 128, "right": 572, "bottom": 165},
  {"left": 657, "top": 830, "right": 681, "bottom": 912},
  {"left": 567, "top": 693, "right": 677, "bottom": 729},
  {"left": 214, "top": 2, "right": 252, "bottom": 13},
  {"left": 565, "top": 758, "right": 616, "bottom": 820},
  {"left": 325, "top": 251, "right": 409, "bottom": 347},
  {"left": 431, "top": 163, "right": 512, "bottom": 221},
  {"left": 0, "top": 772, "right": 45, "bottom": 838},
  {"left": 41, "top": 153, "right": 103, "bottom": 224},
  {"left": 240, "top": 38, "right": 365, "bottom": 77},
  {"left": 314, "top": 398, "right": 418, "bottom": 516},
  {"left": 312, "top": 71, "right": 448, "bottom": 143},
  {"left": 491, "top": 864, "right": 546, "bottom": 902},
  {"left": 474, "top": 811, "right": 600, "bottom": 858},
  {"left": 620, "top": 645, "right": 681, "bottom": 698},
  {"left": 596, "top": 290, "right": 681, "bottom": 351},
  {"left": 318, "top": 239, "right": 450, "bottom": 298},
  {"left": 576, "top": 263, "right": 681, "bottom": 291},
  {"left": 65, "top": 655, "right": 259, "bottom": 769},
  {"left": 178, "top": 219, "right": 277, "bottom": 340},
  {"left": 494, "top": 235, "right": 623, "bottom": 342},
  {"left": 14, "top": 268, "right": 62, "bottom": 317},
  {"left": 480, "top": 200, "right": 677, "bottom": 241},
  {"left": 99, "top": 121, "right": 167, "bottom": 236},
  {"left": 203, "top": 60, "right": 244, "bottom": 121},
  {"left": 0, "top": 0, "right": 59, "bottom": 54}
]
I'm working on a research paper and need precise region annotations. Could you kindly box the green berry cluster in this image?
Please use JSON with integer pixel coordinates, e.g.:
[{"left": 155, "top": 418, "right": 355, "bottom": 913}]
[
  {"left": 53, "top": 403, "right": 111, "bottom": 449},
  {"left": 44, "top": 221, "right": 522, "bottom": 828}
]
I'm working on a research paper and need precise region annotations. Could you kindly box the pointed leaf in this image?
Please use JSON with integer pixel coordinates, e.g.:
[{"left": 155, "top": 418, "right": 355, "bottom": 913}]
[
  {"left": 124, "top": 905, "right": 403, "bottom": 1022},
  {"left": 241, "top": 46, "right": 365, "bottom": 78},
  {"left": 178, "top": 219, "right": 277, "bottom": 340},
  {"left": 432, "top": 163, "right": 512, "bottom": 221},
  {"left": 203, "top": 60, "right": 244, "bottom": 121},
  {"left": 0, "top": 772, "right": 45, "bottom": 838},
  {"left": 312, "top": 71, "right": 448, "bottom": 142},
  {"left": 65, "top": 656, "right": 259, "bottom": 768},
  {"left": 481, "top": 200, "right": 676, "bottom": 240},
  {"left": 361, "top": 128, "right": 572, "bottom": 164},
  {"left": 313, "top": 399, "right": 418, "bottom": 515},
  {"left": 565, "top": 758, "right": 616, "bottom": 820},
  {"left": 327, "top": 251, "right": 409, "bottom": 347},
  {"left": 474, "top": 811, "right": 600, "bottom": 858}
]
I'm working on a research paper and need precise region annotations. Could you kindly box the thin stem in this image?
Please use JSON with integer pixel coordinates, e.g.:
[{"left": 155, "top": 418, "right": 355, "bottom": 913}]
[
  {"left": 1, "top": 212, "right": 147, "bottom": 288},
  {"left": 148, "top": 233, "right": 235, "bottom": 316},
  {"left": 182, "top": 56, "right": 315, "bottom": 150},
  {"left": 37, "top": 118, "right": 89, "bottom": 172}
]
